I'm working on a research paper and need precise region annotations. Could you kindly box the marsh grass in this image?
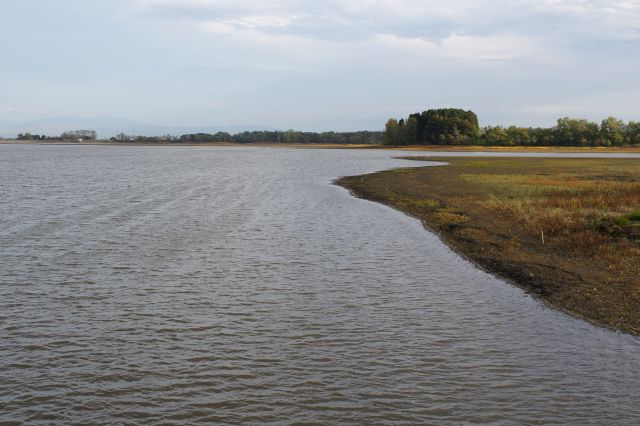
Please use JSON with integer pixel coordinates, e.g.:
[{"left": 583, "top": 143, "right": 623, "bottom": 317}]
[{"left": 628, "top": 211, "right": 640, "bottom": 221}]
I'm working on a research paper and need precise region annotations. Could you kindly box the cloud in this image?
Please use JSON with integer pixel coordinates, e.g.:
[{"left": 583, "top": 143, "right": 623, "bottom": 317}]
[
  {"left": 375, "top": 33, "right": 543, "bottom": 61},
  {"left": 2, "top": 0, "right": 638, "bottom": 128},
  {"left": 133, "top": 0, "right": 555, "bottom": 69},
  {"left": 200, "top": 14, "right": 301, "bottom": 36},
  {"left": 129, "top": 0, "right": 640, "bottom": 42},
  {"left": 530, "top": 0, "right": 640, "bottom": 40}
]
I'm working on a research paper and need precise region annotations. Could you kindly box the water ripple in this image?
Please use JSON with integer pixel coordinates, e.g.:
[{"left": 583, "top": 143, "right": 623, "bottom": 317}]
[{"left": 1, "top": 145, "right": 639, "bottom": 424}]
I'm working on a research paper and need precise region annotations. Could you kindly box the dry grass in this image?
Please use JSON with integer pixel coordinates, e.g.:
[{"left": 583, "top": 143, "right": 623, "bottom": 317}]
[
  {"left": 386, "top": 145, "right": 640, "bottom": 153},
  {"left": 337, "top": 157, "right": 640, "bottom": 334}
]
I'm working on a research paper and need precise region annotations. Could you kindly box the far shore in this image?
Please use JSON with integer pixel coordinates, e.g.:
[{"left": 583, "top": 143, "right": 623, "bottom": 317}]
[
  {"left": 2, "top": 139, "right": 640, "bottom": 152},
  {"left": 0, "top": 139, "right": 376, "bottom": 149}
]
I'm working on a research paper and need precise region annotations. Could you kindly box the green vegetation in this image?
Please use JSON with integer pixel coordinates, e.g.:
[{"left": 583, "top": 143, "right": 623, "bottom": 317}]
[
  {"left": 17, "top": 130, "right": 97, "bottom": 141},
  {"left": 384, "top": 109, "right": 640, "bottom": 147},
  {"left": 384, "top": 108, "right": 479, "bottom": 146},
  {"left": 11, "top": 110, "right": 640, "bottom": 148},
  {"left": 111, "top": 133, "right": 178, "bottom": 143},
  {"left": 15, "top": 130, "right": 382, "bottom": 145},
  {"left": 178, "top": 130, "right": 383, "bottom": 145},
  {"left": 337, "top": 157, "right": 640, "bottom": 334},
  {"left": 101, "top": 130, "right": 381, "bottom": 144}
]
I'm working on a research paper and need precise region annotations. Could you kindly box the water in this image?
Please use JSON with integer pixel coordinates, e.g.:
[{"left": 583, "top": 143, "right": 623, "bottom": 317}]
[{"left": 1, "top": 144, "right": 639, "bottom": 424}]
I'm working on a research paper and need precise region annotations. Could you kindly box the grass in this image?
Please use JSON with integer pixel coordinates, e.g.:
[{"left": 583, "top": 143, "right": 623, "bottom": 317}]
[
  {"left": 384, "top": 145, "right": 640, "bottom": 153},
  {"left": 337, "top": 157, "right": 640, "bottom": 335},
  {"left": 628, "top": 211, "right": 640, "bottom": 221}
]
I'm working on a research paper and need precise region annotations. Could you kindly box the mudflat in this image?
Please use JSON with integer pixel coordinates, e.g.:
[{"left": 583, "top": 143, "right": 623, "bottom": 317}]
[{"left": 337, "top": 157, "right": 640, "bottom": 334}]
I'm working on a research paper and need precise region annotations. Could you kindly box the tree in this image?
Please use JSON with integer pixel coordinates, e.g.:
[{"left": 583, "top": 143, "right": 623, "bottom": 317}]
[
  {"left": 481, "top": 126, "right": 510, "bottom": 146},
  {"left": 383, "top": 108, "right": 479, "bottom": 146},
  {"left": 506, "top": 126, "right": 532, "bottom": 146},
  {"left": 418, "top": 109, "right": 479, "bottom": 145},
  {"left": 626, "top": 121, "right": 640, "bottom": 145},
  {"left": 553, "top": 118, "right": 599, "bottom": 146},
  {"left": 383, "top": 118, "right": 399, "bottom": 146},
  {"left": 600, "top": 116, "right": 626, "bottom": 146},
  {"left": 402, "top": 115, "right": 418, "bottom": 145},
  {"left": 61, "top": 130, "right": 97, "bottom": 140}
]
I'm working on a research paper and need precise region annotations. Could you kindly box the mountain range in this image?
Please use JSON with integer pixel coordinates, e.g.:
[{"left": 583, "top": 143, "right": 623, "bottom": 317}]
[{"left": 0, "top": 117, "right": 274, "bottom": 139}]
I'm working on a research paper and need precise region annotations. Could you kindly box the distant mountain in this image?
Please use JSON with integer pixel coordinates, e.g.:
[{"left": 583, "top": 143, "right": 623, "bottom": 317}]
[{"left": 0, "top": 116, "right": 274, "bottom": 139}]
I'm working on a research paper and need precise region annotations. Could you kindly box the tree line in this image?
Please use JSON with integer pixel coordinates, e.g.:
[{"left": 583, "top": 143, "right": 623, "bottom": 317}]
[
  {"left": 480, "top": 117, "right": 640, "bottom": 147},
  {"left": 17, "top": 129, "right": 382, "bottom": 145},
  {"left": 178, "top": 130, "right": 383, "bottom": 145},
  {"left": 14, "top": 113, "right": 639, "bottom": 147},
  {"left": 17, "top": 130, "right": 97, "bottom": 141},
  {"left": 106, "top": 130, "right": 382, "bottom": 144},
  {"left": 110, "top": 133, "right": 178, "bottom": 143},
  {"left": 384, "top": 109, "right": 640, "bottom": 147}
]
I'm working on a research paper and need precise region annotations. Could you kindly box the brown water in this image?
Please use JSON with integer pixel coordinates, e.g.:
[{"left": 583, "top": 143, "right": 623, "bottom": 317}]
[{"left": 1, "top": 145, "right": 639, "bottom": 424}]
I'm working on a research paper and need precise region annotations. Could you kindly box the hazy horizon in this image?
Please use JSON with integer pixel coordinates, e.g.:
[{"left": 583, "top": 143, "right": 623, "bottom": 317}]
[{"left": 1, "top": 0, "right": 639, "bottom": 131}]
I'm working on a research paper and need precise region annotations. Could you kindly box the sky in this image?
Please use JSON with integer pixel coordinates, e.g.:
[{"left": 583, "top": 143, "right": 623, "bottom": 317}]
[{"left": 1, "top": 0, "right": 639, "bottom": 131}]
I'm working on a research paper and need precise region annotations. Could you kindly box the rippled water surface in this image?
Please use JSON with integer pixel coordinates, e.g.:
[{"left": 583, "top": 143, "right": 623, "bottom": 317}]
[{"left": 1, "top": 145, "right": 639, "bottom": 424}]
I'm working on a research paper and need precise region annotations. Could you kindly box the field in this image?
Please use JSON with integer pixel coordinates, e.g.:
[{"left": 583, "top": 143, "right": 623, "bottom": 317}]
[
  {"left": 385, "top": 145, "right": 640, "bottom": 153},
  {"left": 337, "top": 157, "right": 640, "bottom": 334}
]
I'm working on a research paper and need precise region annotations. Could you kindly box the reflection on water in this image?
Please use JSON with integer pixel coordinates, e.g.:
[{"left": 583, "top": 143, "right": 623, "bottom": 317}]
[{"left": 1, "top": 145, "right": 639, "bottom": 424}]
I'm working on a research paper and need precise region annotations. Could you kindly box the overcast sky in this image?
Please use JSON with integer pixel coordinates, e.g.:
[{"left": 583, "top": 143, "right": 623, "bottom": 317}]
[{"left": 1, "top": 0, "right": 639, "bottom": 130}]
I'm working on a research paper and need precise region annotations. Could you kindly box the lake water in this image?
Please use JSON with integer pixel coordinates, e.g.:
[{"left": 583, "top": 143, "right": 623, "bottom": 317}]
[{"left": 1, "top": 144, "right": 639, "bottom": 424}]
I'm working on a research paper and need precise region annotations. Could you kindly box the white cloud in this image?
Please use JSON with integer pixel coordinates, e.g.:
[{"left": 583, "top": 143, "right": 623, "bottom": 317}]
[
  {"left": 3, "top": 0, "right": 638, "bottom": 128},
  {"left": 441, "top": 34, "right": 542, "bottom": 61},
  {"left": 200, "top": 13, "right": 300, "bottom": 36},
  {"left": 530, "top": 0, "right": 640, "bottom": 40},
  {"left": 130, "top": 0, "right": 640, "bottom": 41},
  {"left": 374, "top": 33, "right": 543, "bottom": 61}
]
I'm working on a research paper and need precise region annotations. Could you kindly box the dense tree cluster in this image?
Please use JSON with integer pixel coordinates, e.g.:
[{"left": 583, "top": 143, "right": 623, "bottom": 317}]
[
  {"left": 60, "top": 130, "right": 97, "bottom": 140},
  {"left": 479, "top": 117, "right": 640, "bottom": 147},
  {"left": 384, "top": 110, "right": 640, "bottom": 147},
  {"left": 177, "top": 132, "right": 232, "bottom": 143},
  {"left": 109, "top": 133, "right": 178, "bottom": 143},
  {"left": 384, "top": 109, "right": 480, "bottom": 146},
  {"left": 17, "top": 133, "right": 51, "bottom": 141},
  {"left": 179, "top": 130, "right": 383, "bottom": 145},
  {"left": 17, "top": 130, "right": 98, "bottom": 141}
]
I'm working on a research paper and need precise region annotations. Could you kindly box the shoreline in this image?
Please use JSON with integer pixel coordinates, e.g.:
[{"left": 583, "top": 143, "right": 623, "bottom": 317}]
[
  {"left": 2, "top": 139, "right": 640, "bottom": 152},
  {"left": 336, "top": 157, "right": 640, "bottom": 335},
  {"left": 0, "top": 140, "right": 376, "bottom": 149}
]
